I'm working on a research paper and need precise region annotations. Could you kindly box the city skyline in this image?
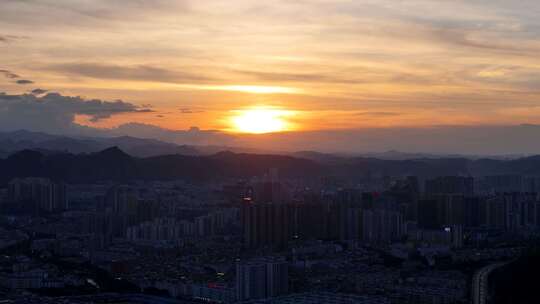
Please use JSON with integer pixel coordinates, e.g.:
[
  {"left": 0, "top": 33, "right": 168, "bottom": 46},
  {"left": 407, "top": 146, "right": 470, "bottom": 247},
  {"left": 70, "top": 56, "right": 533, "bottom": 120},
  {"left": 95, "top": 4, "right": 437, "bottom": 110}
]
[{"left": 2, "top": 2, "right": 540, "bottom": 303}]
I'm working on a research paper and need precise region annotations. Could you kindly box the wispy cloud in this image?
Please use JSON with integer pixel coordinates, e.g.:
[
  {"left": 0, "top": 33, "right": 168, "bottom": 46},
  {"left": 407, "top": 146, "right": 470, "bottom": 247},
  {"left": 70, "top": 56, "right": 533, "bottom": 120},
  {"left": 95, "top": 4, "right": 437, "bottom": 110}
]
[
  {"left": 235, "top": 69, "right": 361, "bottom": 84},
  {"left": 0, "top": 69, "right": 19, "bottom": 79},
  {"left": 1, "top": 69, "right": 36, "bottom": 86},
  {"left": 15, "top": 79, "right": 34, "bottom": 85},
  {"left": 0, "top": 34, "right": 27, "bottom": 43},
  {"left": 180, "top": 108, "right": 205, "bottom": 114},
  {"left": 47, "top": 63, "right": 214, "bottom": 84},
  {"left": 30, "top": 88, "right": 48, "bottom": 95},
  {"left": 355, "top": 111, "right": 401, "bottom": 117}
]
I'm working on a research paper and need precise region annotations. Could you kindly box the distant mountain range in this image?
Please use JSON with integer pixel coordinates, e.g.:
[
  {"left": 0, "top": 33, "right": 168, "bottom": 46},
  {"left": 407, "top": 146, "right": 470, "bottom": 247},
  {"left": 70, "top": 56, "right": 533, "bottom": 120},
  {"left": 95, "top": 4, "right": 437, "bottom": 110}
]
[
  {"left": 0, "top": 130, "right": 201, "bottom": 158},
  {"left": 0, "top": 130, "right": 525, "bottom": 160},
  {"left": 0, "top": 147, "right": 321, "bottom": 185},
  {"left": 2, "top": 145, "right": 540, "bottom": 185},
  {"left": 0, "top": 130, "right": 292, "bottom": 158},
  {"left": 2, "top": 130, "right": 540, "bottom": 185},
  {"left": 293, "top": 150, "right": 522, "bottom": 162}
]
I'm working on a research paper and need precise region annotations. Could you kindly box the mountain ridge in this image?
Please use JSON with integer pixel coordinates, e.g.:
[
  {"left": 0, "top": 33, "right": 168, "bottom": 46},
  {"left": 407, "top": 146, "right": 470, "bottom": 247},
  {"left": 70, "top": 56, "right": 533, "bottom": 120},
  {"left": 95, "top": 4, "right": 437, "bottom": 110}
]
[{"left": 3, "top": 146, "right": 540, "bottom": 185}]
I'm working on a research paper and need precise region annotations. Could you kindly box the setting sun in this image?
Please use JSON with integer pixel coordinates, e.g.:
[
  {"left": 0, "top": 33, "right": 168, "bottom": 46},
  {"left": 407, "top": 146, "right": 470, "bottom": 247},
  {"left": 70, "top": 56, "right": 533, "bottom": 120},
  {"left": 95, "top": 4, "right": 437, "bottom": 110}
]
[{"left": 230, "top": 107, "right": 296, "bottom": 134}]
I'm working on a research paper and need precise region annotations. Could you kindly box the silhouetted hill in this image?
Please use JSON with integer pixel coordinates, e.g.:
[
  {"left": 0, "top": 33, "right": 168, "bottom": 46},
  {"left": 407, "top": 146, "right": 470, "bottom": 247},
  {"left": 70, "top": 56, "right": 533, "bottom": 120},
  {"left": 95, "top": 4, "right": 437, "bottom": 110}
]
[
  {"left": 0, "top": 148, "right": 323, "bottom": 185},
  {"left": 356, "top": 150, "right": 469, "bottom": 160},
  {"left": 330, "top": 157, "right": 471, "bottom": 178},
  {"left": 208, "top": 151, "right": 320, "bottom": 177},
  {"left": 2, "top": 150, "right": 47, "bottom": 180},
  {"left": 292, "top": 151, "right": 345, "bottom": 163},
  {"left": 0, "top": 130, "right": 200, "bottom": 157},
  {"left": 4, "top": 147, "right": 540, "bottom": 185}
]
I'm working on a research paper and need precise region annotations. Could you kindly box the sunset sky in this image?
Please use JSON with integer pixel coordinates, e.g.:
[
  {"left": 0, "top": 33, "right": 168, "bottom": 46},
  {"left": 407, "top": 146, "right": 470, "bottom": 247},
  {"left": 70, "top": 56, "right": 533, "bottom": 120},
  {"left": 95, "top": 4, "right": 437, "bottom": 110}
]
[{"left": 1, "top": 1, "right": 540, "bottom": 153}]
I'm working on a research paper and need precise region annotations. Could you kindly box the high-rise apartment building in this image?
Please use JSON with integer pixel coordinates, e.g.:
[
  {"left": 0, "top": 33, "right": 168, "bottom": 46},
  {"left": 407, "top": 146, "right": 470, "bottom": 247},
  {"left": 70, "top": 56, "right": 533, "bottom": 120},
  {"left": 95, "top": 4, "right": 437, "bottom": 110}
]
[
  {"left": 236, "top": 257, "right": 288, "bottom": 301},
  {"left": 8, "top": 177, "right": 67, "bottom": 213}
]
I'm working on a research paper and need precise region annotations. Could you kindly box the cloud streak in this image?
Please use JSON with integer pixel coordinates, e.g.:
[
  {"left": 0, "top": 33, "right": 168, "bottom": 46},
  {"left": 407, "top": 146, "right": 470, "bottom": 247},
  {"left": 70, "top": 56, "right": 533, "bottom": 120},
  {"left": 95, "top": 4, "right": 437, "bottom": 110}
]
[
  {"left": 1, "top": 69, "right": 36, "bottom": 86},
  {"left": 47, "top": 63, "right": 214, "bottom": 84},
  {"left": 180, "top": 108, "right": 205, "bottom": 114},
  {"left": 0, "top": 69, "right": 20, "bottom": 79},
  {"left": 15, "top": 79, "right": 34, "bottom": 85},
  {"left": 30, "top": 88, "right": 48, "bottom": 95},
  {"left": 355, "top": 111, "right": 401, "bottom": 117},
  {"left": 0, "top": 34, "right": 27, "bottom": 43}
]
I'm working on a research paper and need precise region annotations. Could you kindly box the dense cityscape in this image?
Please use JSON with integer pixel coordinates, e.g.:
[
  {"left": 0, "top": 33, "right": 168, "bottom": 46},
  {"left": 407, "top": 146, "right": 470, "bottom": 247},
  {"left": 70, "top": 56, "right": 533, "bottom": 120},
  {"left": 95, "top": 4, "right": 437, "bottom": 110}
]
[
  {"left": 2, "top": 1, "right": 540, "bottom": 303},
  {"left": 1, "top": 142, "right": 539, "bottom": 303}
]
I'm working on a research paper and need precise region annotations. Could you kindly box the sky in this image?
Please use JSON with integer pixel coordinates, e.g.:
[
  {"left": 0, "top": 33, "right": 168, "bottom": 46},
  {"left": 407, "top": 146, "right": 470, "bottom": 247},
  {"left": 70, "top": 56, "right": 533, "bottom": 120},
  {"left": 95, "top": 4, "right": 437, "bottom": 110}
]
[{"left": 1, "top": 0, "right": 540, "bottom": 154}]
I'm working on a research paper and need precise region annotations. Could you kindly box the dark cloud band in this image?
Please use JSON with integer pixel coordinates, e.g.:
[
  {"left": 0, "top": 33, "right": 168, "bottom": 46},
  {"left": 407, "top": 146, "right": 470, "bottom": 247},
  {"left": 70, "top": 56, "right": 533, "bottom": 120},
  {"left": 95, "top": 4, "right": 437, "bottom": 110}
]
[{"left": 0, "top": 92, "right": 153, "bottom": 134}]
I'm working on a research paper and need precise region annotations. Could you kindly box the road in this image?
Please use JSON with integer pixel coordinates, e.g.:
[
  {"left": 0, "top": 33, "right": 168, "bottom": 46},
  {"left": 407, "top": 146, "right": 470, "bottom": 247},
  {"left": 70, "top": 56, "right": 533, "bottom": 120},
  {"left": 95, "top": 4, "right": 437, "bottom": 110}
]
[{"left": 472, "top": 262, "right": 509, "bottom": 304}]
